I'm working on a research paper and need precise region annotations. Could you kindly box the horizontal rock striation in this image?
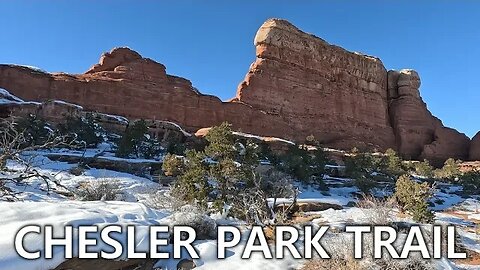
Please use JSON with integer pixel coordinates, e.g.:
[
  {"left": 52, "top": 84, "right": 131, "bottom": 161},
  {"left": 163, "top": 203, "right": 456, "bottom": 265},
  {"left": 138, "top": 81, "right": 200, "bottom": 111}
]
[
  {"left": 0, "top": 19, "right": 475, "bottom": 163},
  {"left": 387, "top": 69, "right": 471, "bottom": 165},
  {"left": 0, "top": 48, "right": 290, "bottom": 137},
  {"left": 234, "top": 19, "right": 395, "bottom": 150}
]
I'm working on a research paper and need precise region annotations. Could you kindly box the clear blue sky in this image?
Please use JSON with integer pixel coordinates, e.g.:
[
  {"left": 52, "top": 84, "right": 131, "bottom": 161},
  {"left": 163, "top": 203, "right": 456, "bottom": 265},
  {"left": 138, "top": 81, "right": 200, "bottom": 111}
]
[{"left": 1, "top": 1, "right": 478, "bottom": 137}]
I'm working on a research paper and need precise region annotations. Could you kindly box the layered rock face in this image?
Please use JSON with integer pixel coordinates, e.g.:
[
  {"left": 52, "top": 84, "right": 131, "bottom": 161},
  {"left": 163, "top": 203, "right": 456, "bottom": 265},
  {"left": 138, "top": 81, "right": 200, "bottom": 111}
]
[
  {"left": 387, "top": 70, "right": 471, "bottom": 165},
  {"left": 0, "top": 50, "right": 222, "bottom": 129},
  {"left": 234, "top": 19, "right": 472, "bottom": 162},
  {"left": 0, "top": 48, "right": 289, "bottom": 138},
  {"left": 0, "top": 19, "right": 475, "bottom": 162},
  {"left": 234, "top": 19, "right": 395, "bottom": 150}
]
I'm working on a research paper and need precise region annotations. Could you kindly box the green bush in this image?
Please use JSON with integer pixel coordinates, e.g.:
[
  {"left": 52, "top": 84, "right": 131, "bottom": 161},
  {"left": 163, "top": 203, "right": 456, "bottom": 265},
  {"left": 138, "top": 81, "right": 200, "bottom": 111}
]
[
  {"left": 171, "top": 122, "right": 263, "bottom": 214},
  {"left": 353, "top": 176, "right": 377, "bottom": 194},
  {"left": 204, "top": 122, "right": 236, "bottom": 160},
  {"left": 459, "top": 170, "right": 480, "bottom": 195},
  {"left": 171, "top": 122, "right": 245, "bottom": 209},
  {"left": 394, "top": 175, "right": 434, "bottom": 223},
  {"left": 15, "top": 114, "right": 52, "bottom": 146},
  {"left": 162, "top": 153, "right": 185, "bottom": 177},
  {"left": 280, "top": 145, "right": 328, "bottom": 185},
  {"left": 414, "top": 159, "right": 435, "bottom": 179},
  {"left": 204, "top": 123, "right": 251, "bottom": 207},
  {"left": 172, "top": 150, "right": 210, "bottom": 207},
  {"left": 434, "top": 158, "right": 461, "bottom": 180},
  {"left": 281, "top": 145, "right": 312, "bottom": 181},
  {"left": 257, "top": 142, "right": 280, "bottom": 166},
  {"left": 166, "top": 141, "right": 186, "bottom": 155},
  {"left": 116, "top": 120, "right": 161, "bottom": 159},
  {"left": 171, "top": 122, "right": 300, "bottom": 223},
  {"left": 57, "top": 113, "right": 104, "bottom": 148},
  {"left": 345, "top": 148, "right": 377, "bottom": 178},
  {"left": 380, "top": 148, "right": 405, "bottom": 177},
  {"left": 344, "top": 148, "right": 381, "bottom": 193},
  {"left": 236, "top": 139, "right": 261, "bottom": 186}
]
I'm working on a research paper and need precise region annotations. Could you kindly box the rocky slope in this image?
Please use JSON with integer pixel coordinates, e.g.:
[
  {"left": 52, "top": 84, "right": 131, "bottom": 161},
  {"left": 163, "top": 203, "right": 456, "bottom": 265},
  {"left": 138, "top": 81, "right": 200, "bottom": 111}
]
[{"left": 0, "top": 19, "right": 476, "bottom": 163}]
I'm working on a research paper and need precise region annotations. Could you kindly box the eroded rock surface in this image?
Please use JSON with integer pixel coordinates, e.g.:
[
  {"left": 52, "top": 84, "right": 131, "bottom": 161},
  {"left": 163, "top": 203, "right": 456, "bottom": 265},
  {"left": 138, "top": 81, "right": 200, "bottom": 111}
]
[
  {"left": 387, "top": 69, "right": 470, "bottom": 165},
  {"left": 234, "top": 19, "right": 395, "bottom": 150}
]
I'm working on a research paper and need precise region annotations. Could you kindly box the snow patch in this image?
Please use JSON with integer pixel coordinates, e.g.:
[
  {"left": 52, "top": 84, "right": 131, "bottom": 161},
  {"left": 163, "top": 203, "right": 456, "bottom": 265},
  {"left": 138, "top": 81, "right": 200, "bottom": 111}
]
[
  {"left": 0, "top": 201, "right": 170, "bottom": 270},
  {"left": 50, "top": 100, "right": 84, "bottom": 110},
  {"left": 164, "top": 121, "right": 192, "bottom": 137},
  {"left": 232, "top": 131, "right": 295, "bottom": 145}
]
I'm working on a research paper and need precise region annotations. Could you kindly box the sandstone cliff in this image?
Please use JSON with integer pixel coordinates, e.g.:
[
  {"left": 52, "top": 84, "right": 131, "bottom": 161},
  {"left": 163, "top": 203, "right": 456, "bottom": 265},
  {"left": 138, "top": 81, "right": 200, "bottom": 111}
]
[
  {"left": 0, "top": 19, "right": 475, "bottom": 163},
  {"left": 387, "top": 69, "right": 470, "bottom": 165},
  {"left": 234, "top": 19, "right": 395, "bottom": 150},
  {"left": 470, "top": 132, "right": 480, "bottom": 161}
]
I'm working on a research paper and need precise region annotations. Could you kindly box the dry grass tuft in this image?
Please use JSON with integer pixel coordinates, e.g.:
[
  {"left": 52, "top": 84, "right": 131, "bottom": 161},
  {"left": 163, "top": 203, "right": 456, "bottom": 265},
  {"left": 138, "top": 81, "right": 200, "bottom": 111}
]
[{"left": 356, "top": 194, "right": 397, "bottom": 225}]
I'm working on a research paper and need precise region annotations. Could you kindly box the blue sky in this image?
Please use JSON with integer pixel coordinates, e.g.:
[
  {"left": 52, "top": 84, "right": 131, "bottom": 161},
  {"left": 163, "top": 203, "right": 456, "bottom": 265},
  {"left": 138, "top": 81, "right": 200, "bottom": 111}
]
[{"left": 1, "top": 1, "right": 478, "bottom": 137}]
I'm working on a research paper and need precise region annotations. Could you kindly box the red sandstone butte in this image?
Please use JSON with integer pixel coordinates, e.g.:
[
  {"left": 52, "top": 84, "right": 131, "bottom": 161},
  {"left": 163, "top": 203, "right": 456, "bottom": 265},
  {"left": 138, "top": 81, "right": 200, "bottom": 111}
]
[{"left": 0, "top": 19, "right": 475, "bottom": 163}]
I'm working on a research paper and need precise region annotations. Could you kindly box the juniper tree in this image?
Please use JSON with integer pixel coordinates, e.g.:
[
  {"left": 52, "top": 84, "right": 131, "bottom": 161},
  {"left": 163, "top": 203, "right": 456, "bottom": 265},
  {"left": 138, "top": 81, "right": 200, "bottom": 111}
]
[
  {"left": 204, "top": 122, "right": 246, "bottom": 209},
  {"left": 162, "top": 153, "right": 185, "bottom": 177},
  {"left": 381, "top": 148, "right": 405, "bottom": 177},
  {"left": 394, "top": 175, "right": 434, "bottom": 223},
  {"left": 15, "top": 114, "right": 52, "bottom": 146},
  {"left": 172, "top": 150, "right": 210, "bottom": 207},
  {"left": 237, "top": 139, "right": 260, "bottom": 186},
  {"left": 459, "top": 170, "right": 480, "bottom": 195},
  {"left": 57, "top": 113, "right": 104, "bottom": 148},
  {"left": 435, "top": 158, "right": 461, "bottom": 181},
  {"left": 204, "top": 122, "right": 236, "bottom": 160},
  {"left": 344, "top": 148, "right": 378, "bottom": 193},
  {"left": 116, "top": 119, "right": 161, "bottom": 158},
  {"left": 281, "top": 145, "right": 312, "bottom": 181},
  {"left": 415, "top": 159, "right": 434, "bottom": 179}
]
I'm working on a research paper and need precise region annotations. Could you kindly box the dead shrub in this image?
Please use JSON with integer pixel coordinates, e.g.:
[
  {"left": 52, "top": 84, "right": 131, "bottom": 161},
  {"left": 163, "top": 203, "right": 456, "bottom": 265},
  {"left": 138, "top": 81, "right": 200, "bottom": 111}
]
[
  {"left": 68, "top": 165, "right": 86, "bottom": 176},
  {"left": 302, "top": 233, "right": 432, "bottom": 270},
  {"left": 146, "top": 189, "right": 186, "bottom": 211},
  {"left": 76, "top": 180, "right": 122, "bottom": 201},
  {"left": 301, "top": 258, "right": 362, "bottom": 270},
  {"left": 356, "top": 194, "right": 397, "bottom": 225},
  {"left": 374, "top": 258, "right": 432, "bottom": 270},
  {"left": 169, "top": 205, "right": 217, "bottom": 240}
]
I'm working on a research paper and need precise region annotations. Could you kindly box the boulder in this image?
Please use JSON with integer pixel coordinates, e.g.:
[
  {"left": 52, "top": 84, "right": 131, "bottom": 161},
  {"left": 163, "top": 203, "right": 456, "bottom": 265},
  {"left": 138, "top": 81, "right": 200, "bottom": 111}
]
[
  {"left": 53, "top": 257, "right": 156, "bottom": 270},
  {"left": 177, "top": 259, "right": 196, "bottom": 270},
  {"left": 420, "top": 126, "right": 471, "bottom": 166}
]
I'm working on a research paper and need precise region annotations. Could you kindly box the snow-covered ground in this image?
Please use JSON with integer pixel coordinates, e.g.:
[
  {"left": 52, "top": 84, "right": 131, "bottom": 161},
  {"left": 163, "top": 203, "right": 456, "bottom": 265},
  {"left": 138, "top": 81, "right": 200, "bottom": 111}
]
[{"left": 0, "top": 201, "right": 170, "bottom": 270}]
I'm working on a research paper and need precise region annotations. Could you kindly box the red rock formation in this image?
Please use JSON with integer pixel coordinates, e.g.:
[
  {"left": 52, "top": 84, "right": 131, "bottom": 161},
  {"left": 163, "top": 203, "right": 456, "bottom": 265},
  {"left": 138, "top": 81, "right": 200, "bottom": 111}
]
[
  {"left": 0, "top": 48, "right": 291, "bottom": 139},
  {"left": 470, "top": 132, "right": 480, "bottom": 161},
  {"left": 0, "top": 19, "right": 473, "bottom": 163},
  {"left": 234, "top": 19, "right": 395, "bottom": 150},
  {"left": 387, "top": 69, "right": 470, "bottom": 165}
]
